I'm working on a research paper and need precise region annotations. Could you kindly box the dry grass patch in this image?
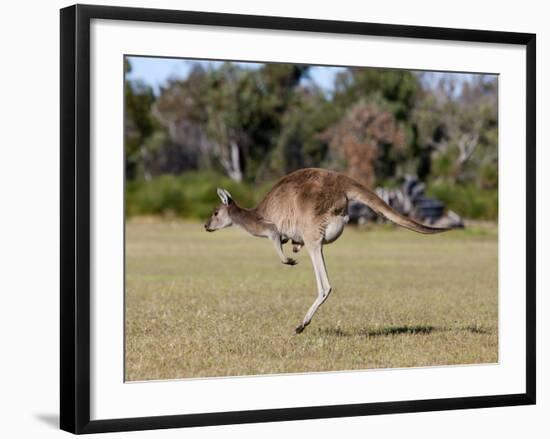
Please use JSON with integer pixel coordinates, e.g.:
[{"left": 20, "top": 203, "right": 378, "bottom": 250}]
[{"left": 125, "top": 220, "right": 497, "bottom": 381}]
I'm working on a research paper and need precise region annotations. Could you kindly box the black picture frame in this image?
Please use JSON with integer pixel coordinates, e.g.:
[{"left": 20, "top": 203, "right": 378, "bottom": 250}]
[{"left": 60, "top": 4, "right": 536, "bottom": 434}]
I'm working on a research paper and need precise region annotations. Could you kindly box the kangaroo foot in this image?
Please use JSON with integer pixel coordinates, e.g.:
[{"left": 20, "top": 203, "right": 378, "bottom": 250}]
[{"left": 294, "top": 322, "right": 309, "bottom": 334}]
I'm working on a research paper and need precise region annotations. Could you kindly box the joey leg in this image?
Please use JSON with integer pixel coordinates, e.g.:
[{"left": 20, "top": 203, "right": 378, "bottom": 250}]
[{"left": 269, "top": 232, "right": 297, "bottom": 266}]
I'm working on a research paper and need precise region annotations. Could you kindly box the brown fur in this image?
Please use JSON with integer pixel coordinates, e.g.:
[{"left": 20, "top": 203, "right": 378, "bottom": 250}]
[
  {"left": 251, "top": 168, "right": 447, "bottom": 242},
  {"left": 255, "top": 168, "right": 346, "bottom": 244}
]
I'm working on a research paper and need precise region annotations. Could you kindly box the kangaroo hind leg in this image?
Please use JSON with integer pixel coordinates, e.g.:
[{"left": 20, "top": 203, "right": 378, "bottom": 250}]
[{"left": 295, "top": 241, "right": 332, "bottom": 334}]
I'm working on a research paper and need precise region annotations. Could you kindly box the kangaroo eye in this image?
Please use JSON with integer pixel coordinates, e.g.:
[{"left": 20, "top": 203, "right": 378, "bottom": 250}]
[{"left": 214, "top": 211, "right": 218, "bottom": 216}]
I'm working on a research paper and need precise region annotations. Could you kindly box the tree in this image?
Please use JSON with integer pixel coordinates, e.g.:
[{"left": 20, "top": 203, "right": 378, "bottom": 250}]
[
  {"left": 330, "top": 68, "right": 422, "bottom": 183},
  {"left": 319, "top": 101, "right": 405, "bottom": 189},
  {"left": 333, "top": 68, "right": 420, "bottom": 121},
  {"left": 152, "top": 62, "right": 310, "bottom": 182},
  {"left": 412, "top": 74, "right": 498, "bottom": 188},
  {"left": 124, "top": 59, "right": 156, "bottom": 179},
  {"left": 256, "top": 86, "right": 337, "bottom": 180}
]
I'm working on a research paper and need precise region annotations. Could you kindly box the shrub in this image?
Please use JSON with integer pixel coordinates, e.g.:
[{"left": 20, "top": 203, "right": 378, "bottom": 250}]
[
  {"left": 426, "top": 181, "right": 497, "bottom": 220},
  {"left": 126, "top": 172, "right": 268, "bottom": 220},
  {"left": 126, "top": 172, "right": 498, "bottom": 222}
]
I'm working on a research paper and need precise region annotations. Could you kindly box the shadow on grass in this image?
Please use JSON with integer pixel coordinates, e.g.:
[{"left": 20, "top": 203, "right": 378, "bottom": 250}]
[
  {"left": 317, "top": 324, "right": 490, "bottom": 338},
  {"left": 463, "top": 324, "right": 491, "bottom": 334}
]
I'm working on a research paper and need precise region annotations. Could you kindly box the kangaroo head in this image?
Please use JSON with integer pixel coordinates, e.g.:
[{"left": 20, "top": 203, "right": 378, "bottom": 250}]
[{"left": 204, "top": 188, "right": 233, "bottom": 232}]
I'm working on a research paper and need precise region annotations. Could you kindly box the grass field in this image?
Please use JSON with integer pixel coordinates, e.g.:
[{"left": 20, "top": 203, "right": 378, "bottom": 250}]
[{"left": 125, "top": 220, "right": 498, "bottom": 381}]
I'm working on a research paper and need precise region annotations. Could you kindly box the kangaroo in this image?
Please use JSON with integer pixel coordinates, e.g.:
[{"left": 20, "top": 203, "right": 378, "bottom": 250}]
[{"left": 204, "top": 168, "right": 449, "bottom": 334}]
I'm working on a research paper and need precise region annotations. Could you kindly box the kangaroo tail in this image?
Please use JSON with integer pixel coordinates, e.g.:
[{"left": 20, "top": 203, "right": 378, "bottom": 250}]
[{"left": 346, "top": 181, "right": 450, "bottom": 234}]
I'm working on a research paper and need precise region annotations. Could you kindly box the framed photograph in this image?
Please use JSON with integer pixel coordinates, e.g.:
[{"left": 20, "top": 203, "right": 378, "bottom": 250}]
[{"left": 60, "top": 4, "right": 536, "bottom": 434}]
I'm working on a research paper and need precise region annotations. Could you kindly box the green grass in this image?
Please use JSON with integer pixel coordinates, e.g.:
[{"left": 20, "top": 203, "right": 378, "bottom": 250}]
[{"left": 125, "top": 220, "right": 498, "bottom": 381}]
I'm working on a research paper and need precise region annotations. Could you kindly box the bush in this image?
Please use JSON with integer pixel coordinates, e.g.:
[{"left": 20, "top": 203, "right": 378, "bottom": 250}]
[
  {"left": 426, "top": 181, "right": 498, "bottom": 221},
  {"left": 126, "top": 172, "right": 498, "bottom": 222},
  {"left": 126, "top": 172, "right": 268, "bottom": 220}
]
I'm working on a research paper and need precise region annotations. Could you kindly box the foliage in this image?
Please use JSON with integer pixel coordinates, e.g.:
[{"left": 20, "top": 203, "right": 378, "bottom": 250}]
[
  {"left": 150, "top": 63, "right": 309, "bottom": 181},
  {"left": 332, "top": 68, "right": 420, "bottom": 121},
  {"left": 319, "top": 100, "right": 405, "bottom": 188},
  {"left": 125, "top": 61, "right": 156, "bottom": 179},
  {"left": 125, "top": 171, "right": 498, "bottom": 221},
  {"left": 413, "top": 74, "right": 498, "bottom": 188},
  {"left": 426, "top": 181, "right": 498, "bottom": 220},
  {"left": 126, "top": 171, "right": 267, "bottom": 220},
  {"left": 124, "top": 59, "right": 499, "bottom": 220}
]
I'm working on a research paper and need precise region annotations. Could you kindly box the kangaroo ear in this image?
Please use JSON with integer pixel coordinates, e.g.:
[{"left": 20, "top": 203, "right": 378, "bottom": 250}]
[
  {"left": 216, "top": 187, "right": 229, "bottom": 205},
  {"left": 222, "top": 189, "right": 232, "bottom": 203}
]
